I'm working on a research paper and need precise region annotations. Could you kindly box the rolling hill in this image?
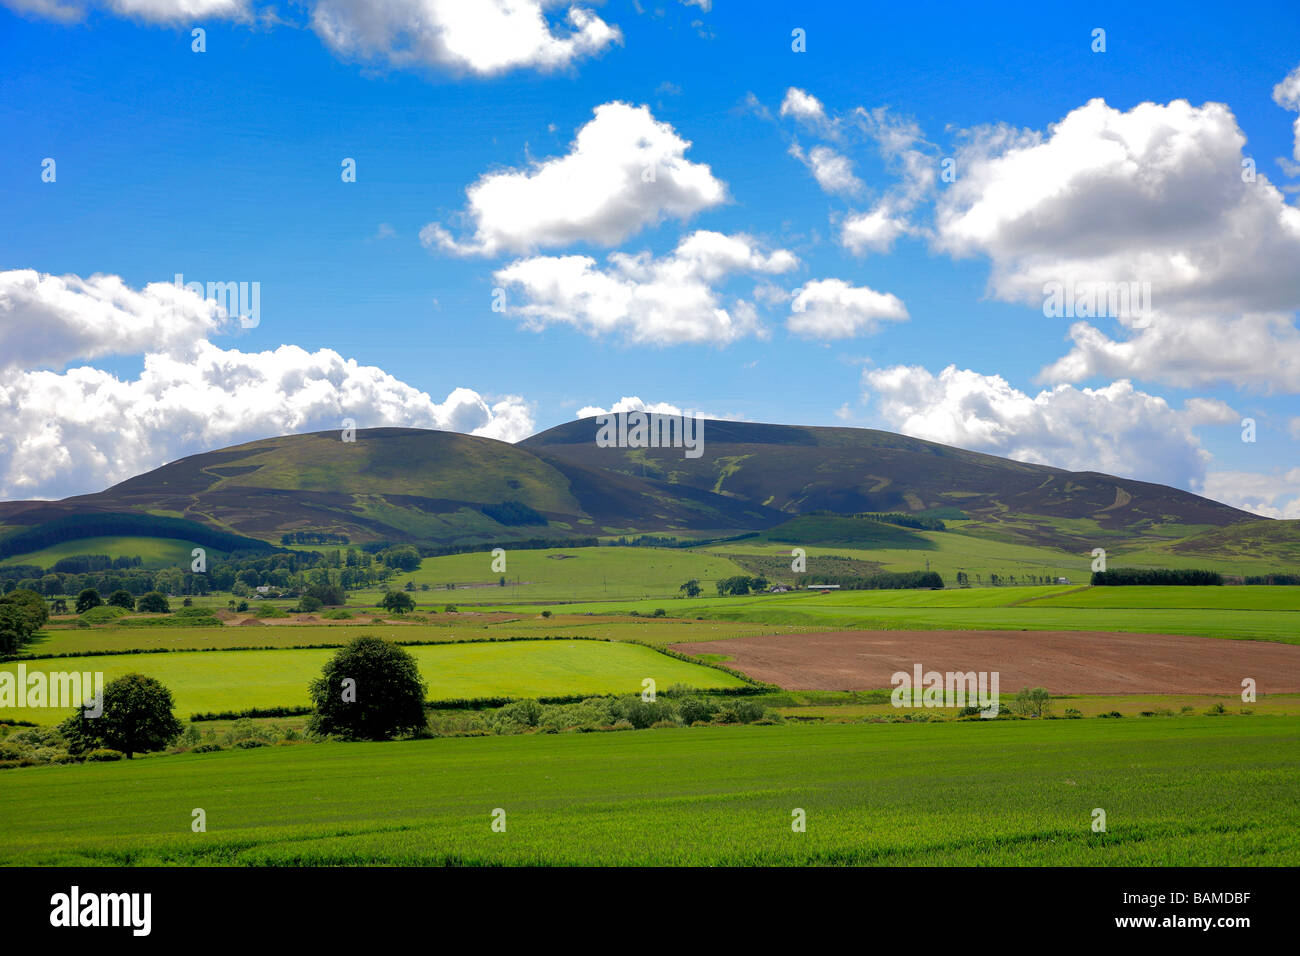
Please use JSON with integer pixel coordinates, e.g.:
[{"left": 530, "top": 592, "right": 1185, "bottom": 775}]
[{"left": 0, "top": 417, "right": 1269, "bottom": 561}]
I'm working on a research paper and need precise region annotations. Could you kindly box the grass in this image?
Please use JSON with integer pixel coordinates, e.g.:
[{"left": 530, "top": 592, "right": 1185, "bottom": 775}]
[
  {"left": 0, "top": 535, "right": 204, "bottom": 569},
  {"left": 0, "top": 640, "right": 748, "bottom": 723},
  {"left": 502, "top": 587, "right": 1300, "bottom": 643},
  {"left": 16, "top": 616, "right": 803, "bottom": 657},
  {"left": 354, "top": 546, "right": 752, "bottom": 603},
  {"left": 1, "top": 717, "right": 1295, "bottom": 865}
]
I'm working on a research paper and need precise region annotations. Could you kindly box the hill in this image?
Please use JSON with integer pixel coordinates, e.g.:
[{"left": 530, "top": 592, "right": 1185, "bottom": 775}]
[{"left": 0, "top": 417, "right": 1270, "bottom": 560}]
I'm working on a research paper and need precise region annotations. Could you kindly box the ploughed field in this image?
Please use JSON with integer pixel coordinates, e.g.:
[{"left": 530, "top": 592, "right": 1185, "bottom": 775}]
[
  {"left": 2, "top": 717, "right": 1295, "bottom": 866},
  {"left": 672, "top": 629, "right": 1300, "bottom": 695}
]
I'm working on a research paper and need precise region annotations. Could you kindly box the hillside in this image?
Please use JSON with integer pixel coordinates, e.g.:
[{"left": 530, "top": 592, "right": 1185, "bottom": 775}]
[
  {"left": 0, "top": 417, "right": 1267, "bottom": 558},
  {"left": 523, "top": 418, "right": 1256, "bottom": 550}
]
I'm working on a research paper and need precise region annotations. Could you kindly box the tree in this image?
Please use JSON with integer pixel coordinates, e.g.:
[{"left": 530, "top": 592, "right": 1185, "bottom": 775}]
[
  {"left": 0, "top": 588, "right": 49, "bottom": 650},
  {"left": 307, "top": 636, "right": 427, "bottom": 740},
  {"left": 136, "top": 591, "right": 170, "bottom": 613},
  {"left": 75, "top": 588, "right": 103, "bottom": 614},
  {"left": 298, "top": 595, "right": 323, "bottom": 613},
  {"left": 107, "top": 589, "right": 135, "bottom": 610},
  {"left": 50, "top": 597, "right": 68, "bottom": 615},
  {"left": 382, "top": 546, "right": 421, "bottom": 572},
  {"left": 60, "top": 673, "right": 183, "bottom": 759},
  {"left": 679, "top": 579, "right": 702, "bottom": 598},
  {"left": 381, "top": 590, "right": 415, "bottom": 615},
  {"left": 1013, "top": 686, "right": 1052, "bottom": 718}
]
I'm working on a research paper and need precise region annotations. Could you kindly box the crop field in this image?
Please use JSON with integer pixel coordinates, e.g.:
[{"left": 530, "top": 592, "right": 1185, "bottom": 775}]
[
  {"left": 1, "top": 717, "right": 1295, "bottom": 866},
  {"left": 0, "top": 640, "right": 748, "bottom": 723}
]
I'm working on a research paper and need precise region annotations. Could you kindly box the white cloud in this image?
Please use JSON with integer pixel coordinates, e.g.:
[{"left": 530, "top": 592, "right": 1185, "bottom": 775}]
[
  {"left": 1273, "top": 62, "right": 1300, "bottom": 161},
  {"left": 779, "top": 87, "right": 829, "bottom": 129},
  {"left": 0, "top": 269, "right": 227, "bottom": 369},
  {"left": 494, "top": 230, "right": 797, "bottom": 345},
  {"left": 0, "top": 271, "right": 533, "bottom": 499},
  {"left": 4, "top": 0, "right": 618, "bottom": 76},
  {"left": 424, "top": 102, "right": 726, "bottom": 256},
  {"left": 575, "top": 394, "right": 742, "bottom": 421},
  {"left": 788, "top": 143, "right": 862, "bottom": 195},
  {"left": 863, "top": 364, "right": 1235, "bottom": 488},
  {"left": 841, "top": 207, "right": 909, "bottom": 254},
  {"left": 1199, "top": 469, "right": 1300, "bottom": 519},
  {"left": 935, "top": 98, "right": 1300, "bottom": 390},
  {"left": 311, "top": 0, "right": 620, "bottom": 75},
  {"left": 787, "top": 278, "right": 907, "bottom": 339}
]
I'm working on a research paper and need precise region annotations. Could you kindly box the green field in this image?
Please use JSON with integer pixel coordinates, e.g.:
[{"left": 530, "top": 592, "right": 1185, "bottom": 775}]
[
  {"left": 0, "top": 640, "right": 748, "bottom": 723},
  {"left": 504, "top": 586, "right": 1300, "bottom": 643},
  {"left": 1, "top": 717, "right": 1295, "bottom": 865},
  {"left": 0, "top": 535, "right": 205, "bottom": 570},
  {"left": 354, "top": 546, "right": 752, "bottom": 603}
]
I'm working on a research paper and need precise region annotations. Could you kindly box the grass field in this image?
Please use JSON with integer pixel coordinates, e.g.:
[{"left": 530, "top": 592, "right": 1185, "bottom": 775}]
[
  {"left": 1, "top": 717, "right": 1295, "bottom": 865},
  {"left": 0, "top": 535, "right": 205, "bottom": 569},
  {"left": 351, "top": 546, "right": 753, "bottom": 603},
  {"left": 17, "top": 617, "right": 802, "bottom": 656},
  {"left": 0, "top": 640, "right": 748, "bottom": 723},
  {"left": 500, "top": 587, "right": 1300, "bottom": 643}
]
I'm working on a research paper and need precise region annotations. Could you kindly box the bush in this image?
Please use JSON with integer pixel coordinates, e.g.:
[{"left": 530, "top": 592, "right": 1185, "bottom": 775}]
[
  {"left": 85, "top": 748, "right": 124, "bottom": 762},
  {"left": 322, "top": 609, "right": 353, "bottom": 620},
  {"left": 610, "top": 697, "right": 676, "bottom": 729},
  {"left": 297, "top": 595, "right": 324, "bottom": 613},
  {"left": 1064, "top": 708, "right": 1083, "bottom": 719},
  {"left": 1205, "top": 702, "right": 1227, "bottom": 716},
  {"left": 678, "top": 697, "right": 718, "bottom": 725},
  {"left": 191, "top": 743, "right": 223, "bottom": 754},
  {"left": 716, "top": 699, "right": 766, "bottom": 724}
]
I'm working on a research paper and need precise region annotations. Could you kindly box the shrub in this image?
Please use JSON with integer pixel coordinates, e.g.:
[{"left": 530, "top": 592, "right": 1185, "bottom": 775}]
[
  {"left": 1205, "top": 702, "right": 1227, "bottom": 716},
  {"left": 191, "top": 743, "right": 223, "bottom": 754},
  {"left": 678, "top": 697, "right": 718, "bottom": 725},
  {"left": 107, "top": 590, "right": 136, "bottom": 610},
  {"left": 85, "top": 748, "right": 124, "bottom": 762},
  {"left": 297, "top": 595, "right": 324, "bottom": 613},
  {"left": 1064, "top": 708, "right": 1083, "bottom": 719}
]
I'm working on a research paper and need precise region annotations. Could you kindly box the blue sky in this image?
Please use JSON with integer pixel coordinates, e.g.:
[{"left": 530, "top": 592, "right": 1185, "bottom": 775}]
[{"left": 1, "top": 0, "right": 1299, "bottom": 515}]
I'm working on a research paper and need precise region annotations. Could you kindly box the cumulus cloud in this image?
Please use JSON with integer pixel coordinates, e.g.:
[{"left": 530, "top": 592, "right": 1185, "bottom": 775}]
[
  {"left": 494, "top": 230, "right": 798, "bottom": 345},
  {"left": 1273, "top": 62, "right": 1300, "bottom": 161},
  {"left": 788, "top": 143, "right": 862, "bottom": 195},
  {"left": 0, "top": 271, "right": 533, "bottom": 499},
  {"left": 311, "top": 0, "right": 620, "bottom": 75},
  {"left": 787, "top": 278, "right": 907, "bottom": 339},
  {"left": 574, "top": 394, "right": 735, "bottom": 420},
  {"left": 0, "top": 269, "right": 227, "bottom": 369},
  {"left": 1199, "top": 469, "right": 1300, "bottom": 519},
  {"left": 935, "top": 98, "right": 1300, "bottom": 390},
  {"left": 779, "top": 87, "right": 829, "bottom": 129},
  {"left": 4, "top": 0, "right": 619, "bottom": 76},
  {"left": 424, "top": 102, "right": 726, "bottom": 256},
  {"left": 863, "top": 364, "right": 1236, "bottom": 488}
]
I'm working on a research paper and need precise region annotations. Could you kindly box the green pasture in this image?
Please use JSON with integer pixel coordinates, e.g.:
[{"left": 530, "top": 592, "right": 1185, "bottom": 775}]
[
  {"left": 0, "top": 640, "right": 747, "bottom": 724},
  {"left": 353, "top": 546, "right": 751, "bottom": 603},
  {"left": 1, "top": 717, "right": 1295, "bottom": 865},
  {"left": 0, "top": 535, "right": 204, "bottom": 569}
]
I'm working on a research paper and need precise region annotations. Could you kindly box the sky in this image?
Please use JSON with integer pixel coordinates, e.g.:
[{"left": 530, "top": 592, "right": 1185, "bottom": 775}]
[{"left": 1, "top": 0, "right": 1299, "bottom": 516}]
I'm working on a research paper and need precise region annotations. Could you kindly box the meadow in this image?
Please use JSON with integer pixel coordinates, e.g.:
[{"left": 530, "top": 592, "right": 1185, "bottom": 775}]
[
  {"left": 0, "top": 639, "right": 748, "bottom": 723},
  {"left": 1, "top": 717, "right": 1295, "bottom": 866},
  {"left": 352, "top": 546, "right": 752, "bottom": 603}
]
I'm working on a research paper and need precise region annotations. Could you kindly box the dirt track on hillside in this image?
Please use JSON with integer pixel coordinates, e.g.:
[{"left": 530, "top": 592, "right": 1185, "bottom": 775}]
[{"left": 670, "top": 630, "right": 1300, "bottom": 695}]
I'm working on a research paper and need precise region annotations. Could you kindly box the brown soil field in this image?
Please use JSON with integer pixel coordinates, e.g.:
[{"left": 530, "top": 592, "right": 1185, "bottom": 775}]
[{"left": 671, "top": 630, "right": 1300, "bottom": 695}]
